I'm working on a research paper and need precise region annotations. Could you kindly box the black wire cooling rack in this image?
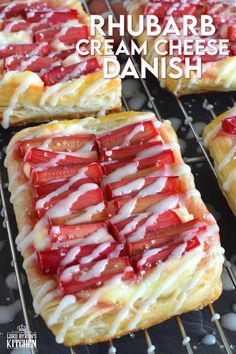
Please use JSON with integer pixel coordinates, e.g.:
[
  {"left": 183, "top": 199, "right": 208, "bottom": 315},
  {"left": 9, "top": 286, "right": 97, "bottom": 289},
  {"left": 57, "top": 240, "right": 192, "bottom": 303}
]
[{"left": 0, "top": 1, "right": 236, "bottom": 353}]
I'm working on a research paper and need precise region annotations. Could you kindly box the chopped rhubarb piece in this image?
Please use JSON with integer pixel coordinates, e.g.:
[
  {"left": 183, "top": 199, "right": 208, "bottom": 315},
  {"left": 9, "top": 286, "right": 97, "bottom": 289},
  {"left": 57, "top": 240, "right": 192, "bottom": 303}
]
[
  {"left": 100, "top": 141, "right": 163, "bottom": 162},
  {"left": 96, "top": 121, "right": 159, "bottom": 150},
  {"left": 34, "top": 177, "right": 99, "bottom": 198},
  {"left": 0, "top": 43, "right": 51, "bottom": 58},
  {"left": 59, "top": 256, "right": 134, "bottom": 294},
  {"left": 37, "top": 241, "right": 121, "bottom": 274},
  {"left": 2, "top": 19, "right": 29, "bottom": 32},
  {"left": 26, "top": 9, "right": 78, "bottom": 24},
  {"left": 18, "top": 133, "right": 96, "bottom": 156},
  {"left": 110, "top": 192, "right": 177, "bottom": 216},
  {"left": 31, "top": 162, "right": 103, "bottom": 185},
  {"left": 105, "top": 176, "right": 179, "bottom": 200},
  {"left": 102, "top": 150, "right": 175, "bottom": 175},
  {"left": 49, "top": 48, "right": 75, "bottom": 60},
  {"left": 50, "top": 206, "right": 107, "bottom": 226},
  {"left": 4, "top": 56, "right": 59, "bottom": 72},
  {"left": 0, "top": 2, "right": 48, "bottom": 18},
  {"left": 222, "top": 116, "right": 236, "bottom": 134},
  {"left": 145, "top": 218, "right": 205, "bottom": 241},
  {"left": 41, "top": 57, "right": 101, "bottom": 86},
  {"left": 35, "top": 26, "right": 89, "bottom": 45},
  {"left": 112, "top": 209, "right": 181, "bottom": 241},
  {"left": 50, "top": 222, "right": 108, "bottom": 243},
  {"left": 25, "top": 148, "right": 96, "bottom": 166},
  {"left": 35, "top": 185, "right": 103, "bottom": 218},
  {"left": 128, "top": 219, "right": 205, "bottom": 257},
  {"left": 133, "top": 236, "right": 200, "bottom": 273}
]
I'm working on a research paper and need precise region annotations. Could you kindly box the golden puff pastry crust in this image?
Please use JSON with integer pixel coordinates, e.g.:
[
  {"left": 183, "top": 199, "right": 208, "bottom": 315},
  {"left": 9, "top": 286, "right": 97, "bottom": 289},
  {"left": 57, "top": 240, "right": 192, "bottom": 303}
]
[
  {"left": 126, "top": 0, "right": 236, "bottom": 96},
  {"left": 203, "top": 107, "right": 236, "bottom": 216},
  {"left": 0, "top": 0, "right": 121, "bottom": 128},
  {"left": 6, "top": 111, "right": 223, "bottom": 345}
]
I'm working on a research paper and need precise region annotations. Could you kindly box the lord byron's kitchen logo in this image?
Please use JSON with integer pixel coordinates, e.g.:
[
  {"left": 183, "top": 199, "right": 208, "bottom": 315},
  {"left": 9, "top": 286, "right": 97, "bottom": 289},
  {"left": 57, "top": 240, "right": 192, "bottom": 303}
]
[{"left": 5, "top": 324, "right": 37, "bottom": 349}]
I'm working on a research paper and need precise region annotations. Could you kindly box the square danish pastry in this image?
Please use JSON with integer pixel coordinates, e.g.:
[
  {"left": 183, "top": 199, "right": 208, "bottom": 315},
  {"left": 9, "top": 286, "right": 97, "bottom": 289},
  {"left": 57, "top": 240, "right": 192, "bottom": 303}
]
[
  {"left": 6, "top": 111, "right": 223, "bottom": 345},
  {"left": 0, "top": 0, "right": 121, "bottom": 128},
  {"left": 203, "top": 107, "right": 236, "bottom": 216},
  {"left": 127, "top": 0, "right": 236, "bottom": 96}
]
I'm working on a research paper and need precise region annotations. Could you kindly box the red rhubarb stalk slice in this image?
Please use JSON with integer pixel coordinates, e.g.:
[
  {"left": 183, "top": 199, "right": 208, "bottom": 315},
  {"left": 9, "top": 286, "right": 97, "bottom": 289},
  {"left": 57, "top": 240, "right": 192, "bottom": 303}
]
[
  {"left": 41, "top": 57, "right": 101, "bottom": 86},
  {"left": 31, "top": 162, "right": 103, "bottom": 185},
  {"left": 96, "top": 120, "right": 159, "bottom": 150},
  {"left": 59, "top": 256, "right": 134, "bottom": 294},
  {"left": 18, "top": 133, "right": 96, "bottom": 156}
]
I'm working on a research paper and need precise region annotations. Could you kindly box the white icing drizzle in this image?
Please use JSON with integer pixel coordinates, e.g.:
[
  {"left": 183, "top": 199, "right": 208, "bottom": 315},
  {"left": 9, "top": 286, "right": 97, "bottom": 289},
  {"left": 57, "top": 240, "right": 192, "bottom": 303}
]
[
  {"left": 203, "top": 123, "right": 221, "bottom": 147},
  {"left": 168, "top": 242, "right": 187, "bottom": 261},
  {"left": 126, "top": 249, "right": 203, "bottom": 331},
  {"left": 34, "top": 153, "right": 66, "bottom": 170},
  {"left": 80, "top": 243, "right": 111, "bottom": 264},
  {"left": 113, "top": 178, "right": 145, "bottom": 197},
  {"left": 47, "top": 295, "right": 76, "bottom": 326},
  {"left": 148, "top": 194, "right": 178, "bottom": 213},
  {"left": 149, "top": 163, "right": 191, "bottom": 177},
  {"left": 112, "top": 197, "right": 138, "bottom": 223},
  {"left": 79, "top": 259, "right": 108, "bottom": 282},
  {"left": 223, "top": 169, "right": 236, "bottom": 192},
  {"left": 137, "top": 247, "right": 166, "bottom": 268},
  {"left": 79, "top": 78, "right": 109, "bottom": 105},
  {"left": 16, "top": 218, "right": 47, "bottom": 252},
  {"left": 37, "top": 289, "right": 60, "bottom": 314},
  {"left": 22, "top": 251, "right": 37, "bottom": 269},
  {"left": 138, "top": 177, "right": 167, "bottom": 197},
  {"left": 40, "top": 83, "right": 64, "bottom": 106},
  {"left": 137, "top": 143, "right": 176, "bottom": 159},
  {"left": 49, "top": 79, "right": 84, "bottom": 107},
  {"left": 67, "top": 202, "right": 105, "bottom": 225},
  {"left": 80, "top": 227, "right": 113, "bottom": 245},
  {"left": 119, "top": 213, "right": 149, "bottom": 238},
  {"left": 105, "top": 162, "right": 138, "bottom": 184},
  {"left": 15, "top": 225, "right": 31, "bottom": 246},
  {"left": 218, "top": 144, "right": 236, "bottom": 171},
  {"left": 35, "top": 167, "right": 87, "bottom": 210},
  {"left": 123, "top": 123, "right": 144, "bottom": 145},
  {"left": 215, "top": 60, "right": 236, "bottom": 85},
  {"left": 46, "top": 183, "right": 98, "bottom": 219},
  {"left": 33, "top": 280, "right": 56, "bottom": 314},
  {"left": 2, "top": 77, "right": 36, "bottom": 129},
  {"left": 55, "top": 274, "right": 124, "bottom": 343}
]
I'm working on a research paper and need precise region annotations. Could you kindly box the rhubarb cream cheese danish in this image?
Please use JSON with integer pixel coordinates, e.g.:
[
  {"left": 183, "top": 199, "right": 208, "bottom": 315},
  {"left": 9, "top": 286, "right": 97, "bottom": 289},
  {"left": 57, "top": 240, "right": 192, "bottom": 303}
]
[
  {"left": 127, "top": 0, "right": 236, "bottom": 96},
  {"left": 0, "top": 0, "right": 121, "bottom": 128},
  {"left": 6, "top": 111, "right": 223, "bottom": 345},
  {"left": 203, "top": 107, "right": 236, "bottom": 216}
]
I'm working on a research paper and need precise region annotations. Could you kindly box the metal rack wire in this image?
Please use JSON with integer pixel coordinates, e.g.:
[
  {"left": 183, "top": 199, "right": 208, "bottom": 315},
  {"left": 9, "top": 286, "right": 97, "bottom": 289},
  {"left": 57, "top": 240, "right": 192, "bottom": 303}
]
[{"left": 0, "top": 1, "right": 236, "bottom": 353}]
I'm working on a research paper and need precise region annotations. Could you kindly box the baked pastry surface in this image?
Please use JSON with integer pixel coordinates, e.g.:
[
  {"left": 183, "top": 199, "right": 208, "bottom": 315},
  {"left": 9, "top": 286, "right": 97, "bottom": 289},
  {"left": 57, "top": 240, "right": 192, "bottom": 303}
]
[
  {"left": 6, "top": 111, "right": 223, "bottom": 345},
  {"left": 203, "top": 107, "right": 236, "bottom": 216},
  {"left": 0, "top": 0, "right": 121, "bottom": 127},
  {"left": 126, "top": 0, "right": 236, "bottom": 96}
]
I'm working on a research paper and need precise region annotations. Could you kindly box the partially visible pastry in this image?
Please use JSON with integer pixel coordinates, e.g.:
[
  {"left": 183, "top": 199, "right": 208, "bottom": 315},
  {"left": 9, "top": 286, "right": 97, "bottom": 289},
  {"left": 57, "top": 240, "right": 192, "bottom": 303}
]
[
  {"left": 126, "top": 0, "right": 236, "bottom": 96},
  {"left": 203, "top": 107, "right": 236, "bottom": 216},
  {"left": 0, "top": 0, "right": 121, "bottom": 127},
  {"left": 6, "top": 111, "right": 223, "bottom": 345}
]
